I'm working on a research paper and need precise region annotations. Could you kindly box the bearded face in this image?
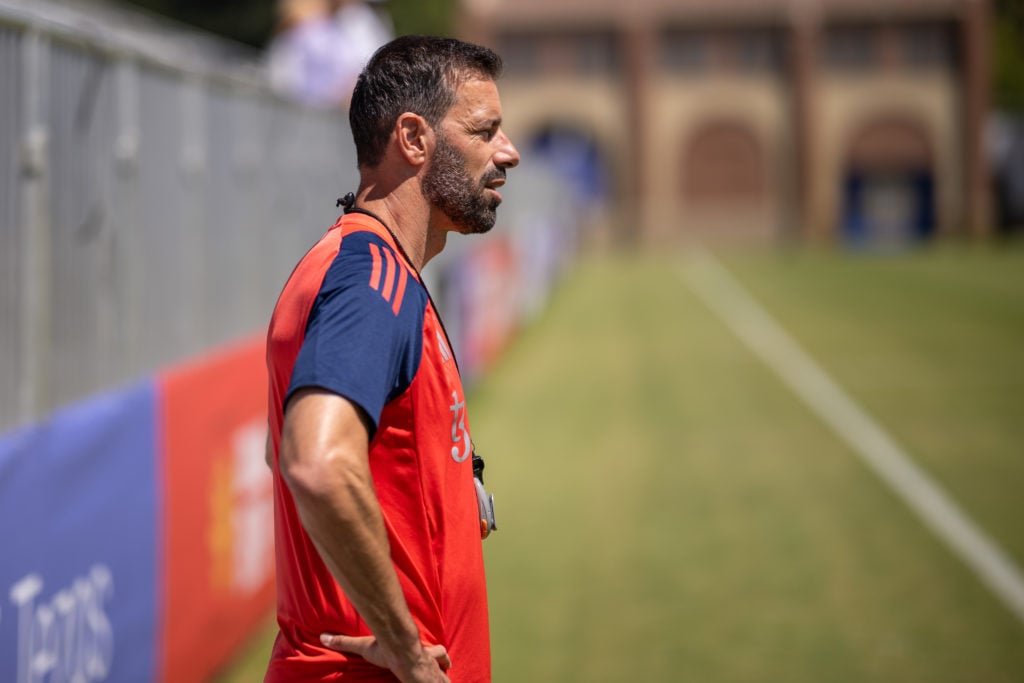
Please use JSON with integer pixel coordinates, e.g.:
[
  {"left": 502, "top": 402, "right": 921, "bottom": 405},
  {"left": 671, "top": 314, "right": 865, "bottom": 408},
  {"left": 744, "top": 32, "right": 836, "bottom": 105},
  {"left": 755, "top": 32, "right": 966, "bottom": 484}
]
[{"left": 422, "top": 133, "right": 506, "bottom": 235}]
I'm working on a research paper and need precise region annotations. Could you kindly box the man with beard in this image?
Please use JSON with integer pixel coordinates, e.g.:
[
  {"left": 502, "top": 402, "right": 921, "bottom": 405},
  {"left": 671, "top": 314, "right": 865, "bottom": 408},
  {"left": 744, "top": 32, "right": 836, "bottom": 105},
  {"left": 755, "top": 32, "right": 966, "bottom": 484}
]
[{"left": 263, "top": 35, "right": 520, "bottom": 683}]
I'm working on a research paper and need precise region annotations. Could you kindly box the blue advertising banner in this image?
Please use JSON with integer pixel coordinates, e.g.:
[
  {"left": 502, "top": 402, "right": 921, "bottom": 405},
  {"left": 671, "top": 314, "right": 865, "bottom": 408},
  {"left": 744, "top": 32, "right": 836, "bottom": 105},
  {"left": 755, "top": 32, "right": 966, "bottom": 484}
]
[{"left": 0, "top": 381, "right": 159, "bottom": 683}]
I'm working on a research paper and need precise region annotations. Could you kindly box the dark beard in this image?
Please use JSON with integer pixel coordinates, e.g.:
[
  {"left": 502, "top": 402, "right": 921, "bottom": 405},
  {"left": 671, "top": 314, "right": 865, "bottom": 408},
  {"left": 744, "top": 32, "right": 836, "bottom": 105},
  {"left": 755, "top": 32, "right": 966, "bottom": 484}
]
[{"left": 422, "top": 135, "right": 505, "bottom": 235}]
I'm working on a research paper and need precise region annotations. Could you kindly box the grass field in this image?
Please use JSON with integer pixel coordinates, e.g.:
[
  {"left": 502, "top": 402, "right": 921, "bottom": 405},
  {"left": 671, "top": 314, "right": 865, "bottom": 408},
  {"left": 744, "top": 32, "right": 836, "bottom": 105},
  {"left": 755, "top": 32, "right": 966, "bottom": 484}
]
[{"left": 217, "top": 242, "right": 1024, "bottom": 682}]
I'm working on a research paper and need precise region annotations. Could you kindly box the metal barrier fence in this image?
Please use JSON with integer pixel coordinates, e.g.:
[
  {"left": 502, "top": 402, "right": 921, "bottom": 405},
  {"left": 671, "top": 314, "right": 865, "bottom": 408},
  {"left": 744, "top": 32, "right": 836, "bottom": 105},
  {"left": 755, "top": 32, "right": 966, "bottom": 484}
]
[
  {"left": 0, "top": 4, "right": 579, "bottom": 680},
  {"left": 0, "top": 0, "right": 359, "bottom": 432}
]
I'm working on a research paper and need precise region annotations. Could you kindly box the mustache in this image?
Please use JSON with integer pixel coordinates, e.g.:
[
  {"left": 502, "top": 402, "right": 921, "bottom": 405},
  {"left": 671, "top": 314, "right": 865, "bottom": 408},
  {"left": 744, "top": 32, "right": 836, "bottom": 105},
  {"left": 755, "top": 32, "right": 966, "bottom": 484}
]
[{"left": 480, "top": 167, "right": 506, "bottom": 187}]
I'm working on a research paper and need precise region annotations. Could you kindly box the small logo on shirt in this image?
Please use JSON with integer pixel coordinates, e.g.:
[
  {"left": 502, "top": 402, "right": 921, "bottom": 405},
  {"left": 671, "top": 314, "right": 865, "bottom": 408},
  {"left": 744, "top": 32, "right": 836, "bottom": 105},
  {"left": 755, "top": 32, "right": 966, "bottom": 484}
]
[
  {"left": 437, "top": 330, "right": 452, "bottom": 363},
  {"left": 367, "top": 243, "right": 408, "bottom": 316},
  {"left": 449, "top": 391, "right": 471, "bottom": 463}
]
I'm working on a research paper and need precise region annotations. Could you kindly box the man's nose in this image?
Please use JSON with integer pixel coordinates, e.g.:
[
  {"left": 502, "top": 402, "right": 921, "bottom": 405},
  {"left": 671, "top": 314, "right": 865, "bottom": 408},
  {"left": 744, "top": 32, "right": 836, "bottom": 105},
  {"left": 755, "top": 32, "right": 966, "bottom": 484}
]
[{"left": 496, "top": 132, "right": 520, "bottom": 169}]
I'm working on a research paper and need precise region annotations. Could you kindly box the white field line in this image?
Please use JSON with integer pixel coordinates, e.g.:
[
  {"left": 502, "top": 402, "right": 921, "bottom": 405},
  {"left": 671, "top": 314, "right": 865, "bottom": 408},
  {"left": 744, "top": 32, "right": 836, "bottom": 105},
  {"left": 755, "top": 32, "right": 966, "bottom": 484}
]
[{"left": 679, "top": 245, "right": 1024, "bottom": 626}]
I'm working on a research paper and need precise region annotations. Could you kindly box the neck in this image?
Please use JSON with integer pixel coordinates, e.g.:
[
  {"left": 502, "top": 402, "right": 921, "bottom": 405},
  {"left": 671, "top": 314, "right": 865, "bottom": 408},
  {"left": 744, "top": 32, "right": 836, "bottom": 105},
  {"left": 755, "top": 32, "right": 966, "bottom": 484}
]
[{"left": 351, "top": 185, "right": 443, "bottom": 271}]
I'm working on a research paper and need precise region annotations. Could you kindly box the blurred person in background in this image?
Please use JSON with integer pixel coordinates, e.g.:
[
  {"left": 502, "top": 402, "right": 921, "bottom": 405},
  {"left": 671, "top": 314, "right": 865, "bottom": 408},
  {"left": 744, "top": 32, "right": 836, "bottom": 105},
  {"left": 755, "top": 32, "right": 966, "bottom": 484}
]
[
  {"left": 267, "top": 0, "right": 344, "bottom": 106},
  {"left": 331, "top": 0, "right": 393, "bottom": 104},
  {"left": 264, "top": 35, "right": 520, "bottom": 683},
  {"left": 267, "top": 0, "right": 391, "bottom": 108}
]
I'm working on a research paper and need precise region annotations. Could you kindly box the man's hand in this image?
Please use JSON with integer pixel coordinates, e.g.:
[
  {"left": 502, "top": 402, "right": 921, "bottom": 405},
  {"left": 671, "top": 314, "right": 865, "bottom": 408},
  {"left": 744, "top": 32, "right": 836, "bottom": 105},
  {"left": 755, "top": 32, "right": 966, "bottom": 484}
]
[{"left": 320, "top": 633, "right": 452, "bottom": 683}]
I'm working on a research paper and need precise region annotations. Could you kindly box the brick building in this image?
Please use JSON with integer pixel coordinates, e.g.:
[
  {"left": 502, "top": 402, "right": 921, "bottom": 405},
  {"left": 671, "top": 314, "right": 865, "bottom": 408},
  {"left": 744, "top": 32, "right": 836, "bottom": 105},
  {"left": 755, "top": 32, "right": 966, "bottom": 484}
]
[{"left": 459, "top": 0, "right": 991, "bottom": 245}]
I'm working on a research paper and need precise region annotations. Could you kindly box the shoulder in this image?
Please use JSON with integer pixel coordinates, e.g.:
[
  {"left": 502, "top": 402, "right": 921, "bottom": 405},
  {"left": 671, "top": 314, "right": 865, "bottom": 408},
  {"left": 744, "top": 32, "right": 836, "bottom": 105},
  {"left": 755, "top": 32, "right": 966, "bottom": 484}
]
[{"left": 318, "top": 229, "right": 426, "bottom": 321}]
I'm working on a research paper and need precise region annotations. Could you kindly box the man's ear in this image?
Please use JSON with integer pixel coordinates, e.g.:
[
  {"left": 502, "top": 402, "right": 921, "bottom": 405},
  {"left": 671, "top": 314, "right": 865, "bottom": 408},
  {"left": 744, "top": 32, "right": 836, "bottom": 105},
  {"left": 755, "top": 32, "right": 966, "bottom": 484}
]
[{"left": 395, "top": 112, "right": 431, "bottom": 166}]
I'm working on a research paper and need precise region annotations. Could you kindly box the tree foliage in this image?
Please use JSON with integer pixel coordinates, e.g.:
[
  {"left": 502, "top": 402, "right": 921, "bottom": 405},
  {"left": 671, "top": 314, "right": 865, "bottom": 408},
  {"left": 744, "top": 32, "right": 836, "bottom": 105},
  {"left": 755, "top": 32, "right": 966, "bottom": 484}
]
[
  {"left": 117, "top": 0, "right": 277, "bottom": 47},
  {"left": 115, "top": 0, "right": 456, "bottom": 49},
  {"left": 994, "top": 0, "right": 1024, "bottom": 113},
  {"left": 387, "top": 0, "right": 455, "bottom": 38}
]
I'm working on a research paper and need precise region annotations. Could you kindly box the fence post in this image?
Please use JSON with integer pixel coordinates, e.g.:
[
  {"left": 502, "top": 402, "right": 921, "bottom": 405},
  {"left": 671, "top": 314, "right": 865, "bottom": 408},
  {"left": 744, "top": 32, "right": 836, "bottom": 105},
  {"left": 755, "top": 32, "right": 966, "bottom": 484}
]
[
  {"left": 181, "top": 74, "right": 208, "bottom": 356},
  {"left": 113, "top": 54, "right": 141, "bottom": 384},
  {"left": 18, "top": 25, "right": 51, "bottom": 424}
]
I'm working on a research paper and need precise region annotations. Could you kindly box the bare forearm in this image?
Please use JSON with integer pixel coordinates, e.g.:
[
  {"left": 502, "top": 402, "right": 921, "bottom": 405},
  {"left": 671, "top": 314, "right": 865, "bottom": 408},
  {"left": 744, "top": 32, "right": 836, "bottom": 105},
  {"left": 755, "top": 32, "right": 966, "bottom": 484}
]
[
  {"left": 279, "top": 391, "right": 447, "bottom": 682},
  {"left": 291, "top": 467, "right": 420, "bottom": 654}
]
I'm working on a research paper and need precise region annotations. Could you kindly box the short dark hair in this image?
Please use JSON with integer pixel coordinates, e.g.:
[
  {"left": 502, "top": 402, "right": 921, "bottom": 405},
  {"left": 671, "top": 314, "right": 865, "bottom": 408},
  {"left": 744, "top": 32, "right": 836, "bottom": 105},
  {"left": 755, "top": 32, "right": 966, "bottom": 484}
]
[{"left": 349, "top": 35, "right": 503, "bottom": 169}]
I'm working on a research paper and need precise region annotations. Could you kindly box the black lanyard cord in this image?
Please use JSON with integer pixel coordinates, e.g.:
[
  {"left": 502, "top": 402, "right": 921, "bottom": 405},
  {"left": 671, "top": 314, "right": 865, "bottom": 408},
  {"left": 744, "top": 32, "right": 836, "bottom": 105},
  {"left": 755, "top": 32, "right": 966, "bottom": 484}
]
[{"left": 337, "top": 194, "right": 463, "bottom": 376}]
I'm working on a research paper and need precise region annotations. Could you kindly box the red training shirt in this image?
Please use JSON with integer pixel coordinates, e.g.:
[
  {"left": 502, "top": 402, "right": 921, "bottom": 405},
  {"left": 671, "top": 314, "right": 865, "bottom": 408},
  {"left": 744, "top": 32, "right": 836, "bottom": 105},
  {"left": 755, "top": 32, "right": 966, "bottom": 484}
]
[{"left": 264, "top": 212, "right": 489, "bottom": 682}]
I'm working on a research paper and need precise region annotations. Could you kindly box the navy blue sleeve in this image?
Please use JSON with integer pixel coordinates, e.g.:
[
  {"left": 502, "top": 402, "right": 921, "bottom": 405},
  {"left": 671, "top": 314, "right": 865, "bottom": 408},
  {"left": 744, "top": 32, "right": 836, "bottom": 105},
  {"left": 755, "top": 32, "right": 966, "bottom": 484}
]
[{"left": 287, "top": 231, "right": 425, "bottom": 435}]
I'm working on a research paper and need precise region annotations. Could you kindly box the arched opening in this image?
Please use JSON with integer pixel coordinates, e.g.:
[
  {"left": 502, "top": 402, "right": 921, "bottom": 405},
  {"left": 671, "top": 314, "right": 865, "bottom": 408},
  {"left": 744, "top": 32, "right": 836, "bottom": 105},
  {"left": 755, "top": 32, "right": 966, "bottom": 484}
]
[
  {"left": 841, "top": 117, "right": 935, "bottom": 246},
  {"left": 681, "top": 121, "right": 767, "bottom": 204},
  {"left": 527, "top": 122, "right": 613, "bottom": 208},
  {"left": 678, "top": 120, "right": 775, "bottom": 237}
]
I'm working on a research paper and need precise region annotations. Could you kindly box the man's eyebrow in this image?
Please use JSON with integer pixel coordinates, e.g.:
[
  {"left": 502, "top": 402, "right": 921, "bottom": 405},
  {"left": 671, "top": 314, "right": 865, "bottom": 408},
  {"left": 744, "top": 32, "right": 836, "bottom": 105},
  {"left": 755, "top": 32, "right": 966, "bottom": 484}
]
[{"left": 468, "top": 114, "right": 501, "bottom": 128}]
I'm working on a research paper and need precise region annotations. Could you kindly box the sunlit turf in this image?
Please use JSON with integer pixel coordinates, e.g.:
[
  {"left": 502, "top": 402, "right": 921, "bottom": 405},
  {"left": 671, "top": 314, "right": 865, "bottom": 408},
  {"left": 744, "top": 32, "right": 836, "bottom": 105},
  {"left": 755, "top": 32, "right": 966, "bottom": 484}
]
[
  {"left": 716, "top": 241, "right": 1024, "bottom": 567},
  {"left": 217, "top": 242, "right": 1024, "bottom": 683}
]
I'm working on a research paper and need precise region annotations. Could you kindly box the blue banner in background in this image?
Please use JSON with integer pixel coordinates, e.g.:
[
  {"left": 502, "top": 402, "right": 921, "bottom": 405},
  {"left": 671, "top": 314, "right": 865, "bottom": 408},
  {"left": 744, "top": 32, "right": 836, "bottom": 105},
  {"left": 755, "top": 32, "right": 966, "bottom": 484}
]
[{"left": 0, "top": 381, "right": 159, "bottom": 683}]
